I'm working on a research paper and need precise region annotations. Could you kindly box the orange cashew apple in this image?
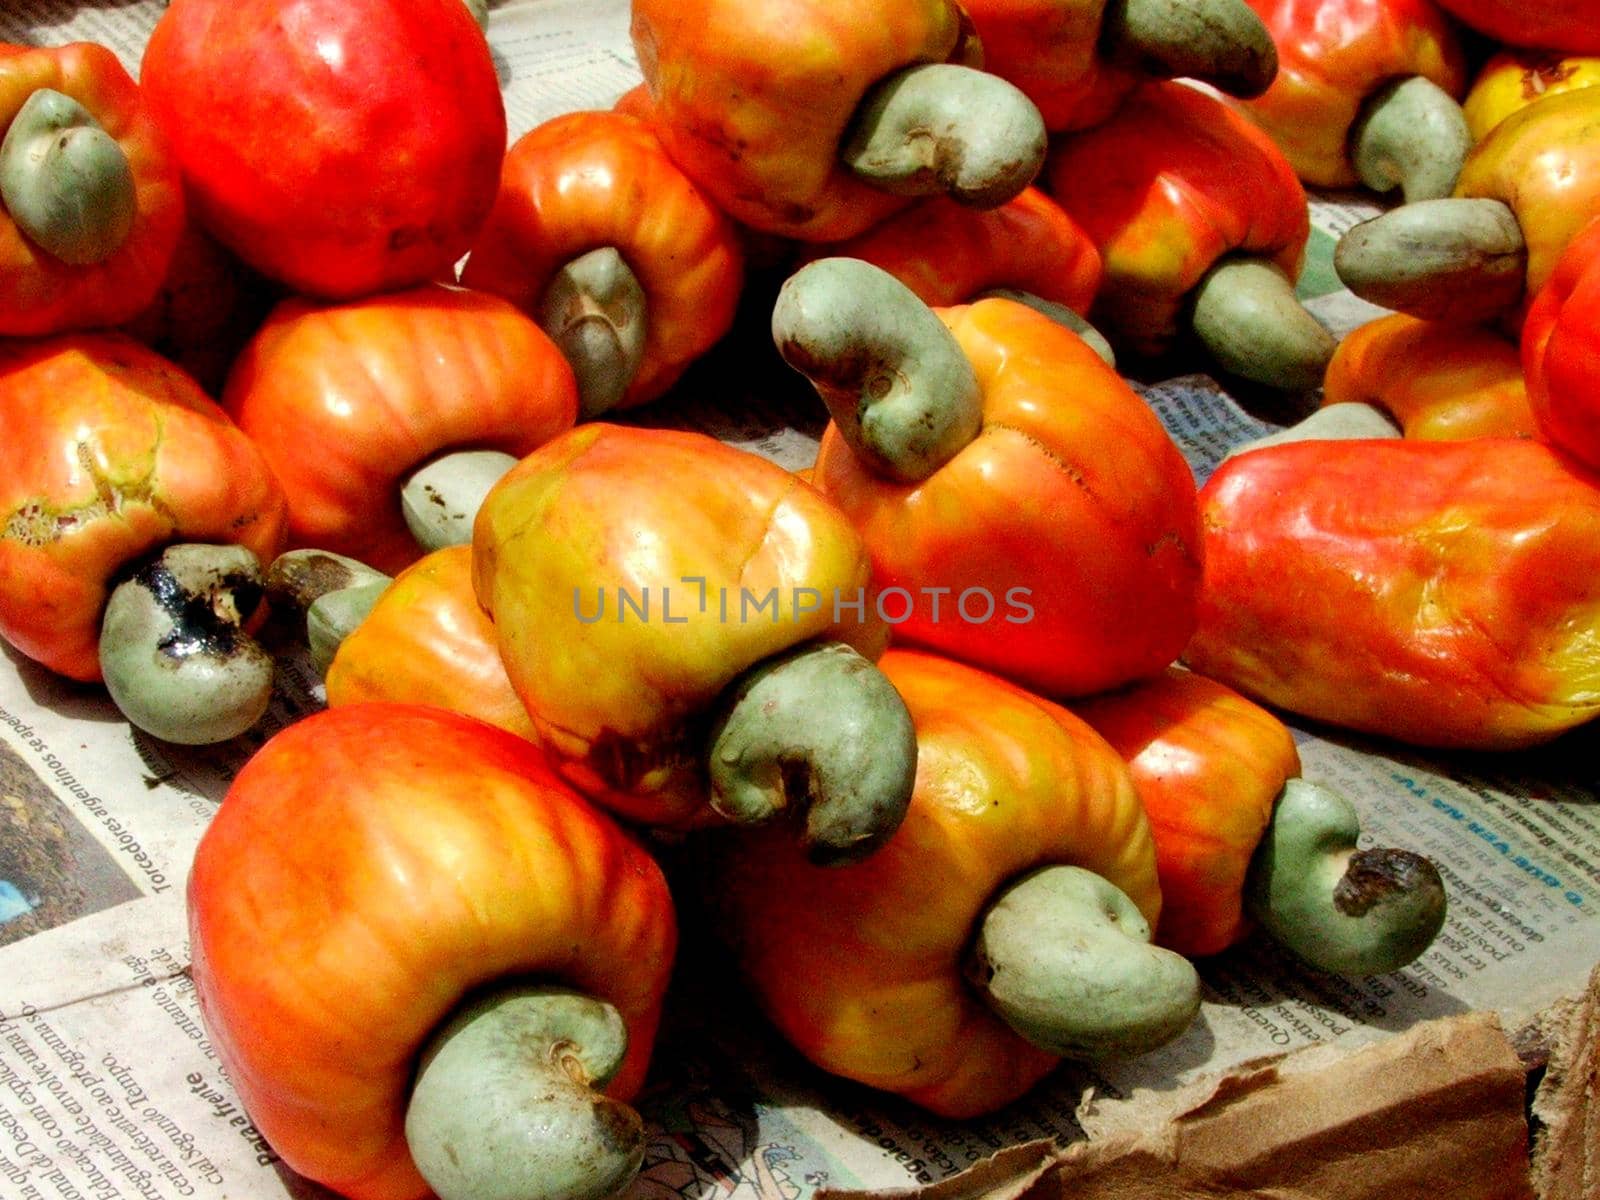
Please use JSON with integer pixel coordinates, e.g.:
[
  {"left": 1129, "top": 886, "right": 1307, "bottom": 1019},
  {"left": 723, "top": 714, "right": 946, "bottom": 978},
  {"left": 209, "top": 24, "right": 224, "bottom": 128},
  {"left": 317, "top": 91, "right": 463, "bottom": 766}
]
[
  {"left": 699, "top": 649, "right": 1200, "bottom": 1116},
  {"left": 188, "top": 702, "right": 677, "bottom": 1200},
  {"left": 471, "top": 423, "right": 916, "bottom": 863},
  {"left": 0, "top": 332, "right": 285, "bottom": 743}
]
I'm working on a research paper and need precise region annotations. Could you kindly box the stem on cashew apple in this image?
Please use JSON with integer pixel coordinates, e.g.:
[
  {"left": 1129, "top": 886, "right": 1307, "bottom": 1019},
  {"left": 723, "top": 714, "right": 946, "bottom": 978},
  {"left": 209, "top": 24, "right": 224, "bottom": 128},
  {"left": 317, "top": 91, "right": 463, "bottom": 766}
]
[
  {"left": 1245, "top": 779, "right": 1448, "bottom": 977},
  {"left": 841, "top": 64, "right": 1047, "bottom": 209},
  {"left": 1334, "top": 197, "right": 1527, "bottom": 324},
  {"left": 538, "top": 247, "right": 649, "bottom": 419},
  {"left": 1350, "top": 76, "right": 1473, "bottom": 204},
  {"left": 406, "top": 984, "right": 645, "bottom": 1200},
  {"left": 1101, "top": 0, "right": 1278, "bottom": 100},
  {"left": 706, "top": 640, "right": 919, "bottom": 866},
  {"left": 964, "top": 864, "right": 1203, "bottom": 1059},
  {"left": 773, "top": 256, "right": 983, "bottom": 484},
  {"left": 0, "top": 88, "right": 136, "bottom": 265}
]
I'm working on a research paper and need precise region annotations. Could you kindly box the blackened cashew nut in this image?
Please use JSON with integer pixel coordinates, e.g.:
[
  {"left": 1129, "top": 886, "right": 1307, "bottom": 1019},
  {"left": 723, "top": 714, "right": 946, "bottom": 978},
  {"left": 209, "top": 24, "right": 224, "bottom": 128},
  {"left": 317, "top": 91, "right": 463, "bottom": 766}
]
[
  {"left": 97, "top": 544, "right": 272, "bottom": 745},
  {"left": 265, "top": 548, "right": 393, "bottom": 676}
]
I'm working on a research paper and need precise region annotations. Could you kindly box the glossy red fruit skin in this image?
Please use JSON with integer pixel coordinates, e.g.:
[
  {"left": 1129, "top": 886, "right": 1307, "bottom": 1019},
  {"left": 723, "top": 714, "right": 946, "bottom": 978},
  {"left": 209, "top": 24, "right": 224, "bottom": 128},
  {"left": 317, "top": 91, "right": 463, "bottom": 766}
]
[
  {"left": 139, "top": 0, "right": 506, "bottom": 299},
  {"left": 1523, "top": 216, "right": 1600, "bottom": 471},
  {"left": 1434, "top": 0, "right": 1600, "bottom": 54}
]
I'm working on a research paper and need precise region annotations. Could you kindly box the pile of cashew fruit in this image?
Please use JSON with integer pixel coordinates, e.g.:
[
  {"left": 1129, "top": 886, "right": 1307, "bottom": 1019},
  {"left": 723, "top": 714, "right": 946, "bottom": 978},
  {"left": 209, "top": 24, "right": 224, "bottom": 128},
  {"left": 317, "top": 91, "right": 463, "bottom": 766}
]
[{"left": 3, "top": 0, "right": 1599, "bottom": 1195}]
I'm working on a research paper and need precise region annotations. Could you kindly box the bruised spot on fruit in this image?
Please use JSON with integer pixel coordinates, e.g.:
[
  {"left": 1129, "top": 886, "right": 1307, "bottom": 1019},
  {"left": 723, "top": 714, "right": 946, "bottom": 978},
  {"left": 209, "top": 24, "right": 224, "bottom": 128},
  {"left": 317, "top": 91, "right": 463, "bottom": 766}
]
[
  {"left": 6, "top": 498, "right": 103, "bottom": 546},
  {"left": 592, "top": 1095, "right": 643, "bottom": 1152},
  {"left": 583, "top": 725, "right": 699, "bottom": 792},
  {"left": 4, "top": 442, "right": 173, "bottom": 549},
  {"left": 1522, "top": 58, "right": 1581, "bottom": 100},
  {"left": 387, "top": 220, "right": 453, "bottom": 252},
  {"left": 688, "top": 116, "right": 748, "bottom": 165},
  {"left": 729, "top": 180, "right": 818, "bottom": 228}
]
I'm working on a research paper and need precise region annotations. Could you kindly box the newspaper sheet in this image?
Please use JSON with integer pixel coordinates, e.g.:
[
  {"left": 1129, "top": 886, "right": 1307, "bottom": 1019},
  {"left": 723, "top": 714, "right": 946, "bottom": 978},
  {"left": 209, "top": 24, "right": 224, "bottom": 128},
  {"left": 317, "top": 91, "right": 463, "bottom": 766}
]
[{"left": 0, "top": 3, "right": 1596, "bottom": 1199}]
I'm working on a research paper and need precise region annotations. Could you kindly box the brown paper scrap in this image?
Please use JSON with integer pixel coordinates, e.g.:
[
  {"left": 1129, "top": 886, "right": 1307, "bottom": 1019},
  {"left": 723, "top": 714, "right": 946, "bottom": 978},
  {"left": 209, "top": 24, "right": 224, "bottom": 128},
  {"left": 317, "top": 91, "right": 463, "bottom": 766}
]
[
  {"left": 1528, "top": 963, "right": 1600, "bottom": 1199},
  {"left": 827, "top": 1009, "right": 1535, "bottom": 1200}
]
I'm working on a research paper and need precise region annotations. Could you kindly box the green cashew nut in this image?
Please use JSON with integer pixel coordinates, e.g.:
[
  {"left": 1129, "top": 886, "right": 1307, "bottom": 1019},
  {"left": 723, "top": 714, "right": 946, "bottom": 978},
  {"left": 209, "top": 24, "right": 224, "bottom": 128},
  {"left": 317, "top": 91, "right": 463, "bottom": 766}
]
[
  {"left": 0, "top": 88, "right": 137, "bottom": 265},
  {"left": 964, "top": 864, "right": 1202, "bottom": 1059},
  {"left": 841, "top": 63, "right": 1047, "bottom": 209},
  {"left": 773, "top": 256, "right": 982, "bottom": 483},
  {"left": 1189, "top": 256, "right": 1337, "bottom": 392},
  {"left": 305, "top": 583, "right": 390, "bottom": 676},
  {"left": 401, "top": 449, "right": 521, "bottom": 555},
  {"left": 975, "top": 287, "right": 1117, "bottom": 367},
  {"left": 98, "top": 544, "right": 273, "bottom": 745},
  {"left": 265, "top": 549, "right": 392, "bottom": 675},
  {"left": 539, "top": 247, "right": 649, "bottom": 419},
  {"left": 406, "top": 984, "right": 644, "bottom": 1200},
  {"left": 1218, "top": 401, "right": 1400, "bottom": 466},
  {"left": 264, "top": 547, "right": 390, "bottom": 615},
  {"left": 1245, "top": 778, "right": 1447, "bottom": 977},
  {"left": 1101, "top": 0, "right": 1278, "bottom": 100},
  {"left": 1350, "top": 76, "right": 1472, "bottom": 204},
  {"left": 1333, "top": 197, "right": 1527, "bottom": 324},
  {"left": 706, "top": 641, "right": 917, "bottom": 866}
]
